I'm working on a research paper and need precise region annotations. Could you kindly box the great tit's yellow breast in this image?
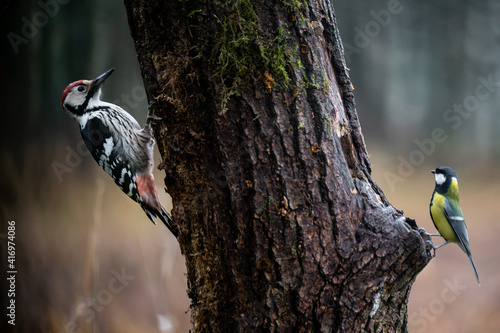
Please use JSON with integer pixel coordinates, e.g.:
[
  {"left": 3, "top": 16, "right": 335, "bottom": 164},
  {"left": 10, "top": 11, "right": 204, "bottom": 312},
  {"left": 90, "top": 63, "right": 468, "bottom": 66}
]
[
  {"left": 430, "top": 192, "right": 459, "bottom": 242},
  {"left": 449, "top": 178, "right": 460, "bottom": 201}
]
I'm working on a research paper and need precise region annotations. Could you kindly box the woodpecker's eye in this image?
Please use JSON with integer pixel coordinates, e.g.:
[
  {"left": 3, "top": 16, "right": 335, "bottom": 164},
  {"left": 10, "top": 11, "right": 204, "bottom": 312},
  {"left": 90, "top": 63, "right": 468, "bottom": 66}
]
[{"left": 77, "top": 85, "right": 86, "bottom": 92}]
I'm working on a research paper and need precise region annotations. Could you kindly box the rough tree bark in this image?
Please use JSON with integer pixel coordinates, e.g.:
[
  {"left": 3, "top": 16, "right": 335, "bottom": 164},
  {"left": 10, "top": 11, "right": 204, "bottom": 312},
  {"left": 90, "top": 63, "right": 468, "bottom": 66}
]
[{"left": 124, "top": 1, "right": 431, "bottom": 332}]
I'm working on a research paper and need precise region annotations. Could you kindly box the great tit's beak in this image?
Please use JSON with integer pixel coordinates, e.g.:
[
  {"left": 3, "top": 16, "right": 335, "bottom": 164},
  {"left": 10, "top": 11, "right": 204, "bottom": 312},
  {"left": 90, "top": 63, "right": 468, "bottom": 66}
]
[
  {"left": 431, "top": 170, "right": 435, "bottom": 174},
  {"left": 89, "top": 68, "right": 114, "bottom": 97}
]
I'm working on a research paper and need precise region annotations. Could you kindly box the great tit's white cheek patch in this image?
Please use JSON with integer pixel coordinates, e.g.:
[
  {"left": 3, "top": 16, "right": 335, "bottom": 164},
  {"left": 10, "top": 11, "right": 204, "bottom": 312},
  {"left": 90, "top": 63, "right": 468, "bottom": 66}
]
[{"left": 435, "top": 173, "right": 446, "bottom": 186}]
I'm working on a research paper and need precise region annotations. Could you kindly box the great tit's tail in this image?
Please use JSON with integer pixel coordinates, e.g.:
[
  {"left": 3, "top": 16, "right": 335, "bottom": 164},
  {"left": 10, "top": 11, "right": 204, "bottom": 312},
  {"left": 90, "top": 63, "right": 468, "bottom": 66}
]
[{"left": 468, "top": 254, "right": 480, "bottom": 286}]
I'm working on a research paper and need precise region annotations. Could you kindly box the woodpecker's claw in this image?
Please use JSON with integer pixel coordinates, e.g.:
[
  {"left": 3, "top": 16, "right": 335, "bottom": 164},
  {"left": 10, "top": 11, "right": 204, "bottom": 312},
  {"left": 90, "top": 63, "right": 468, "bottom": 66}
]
[
  {"left": 146, "top": 99, "right": 162, "bottom": 126},
  {"left": 148, "top": 115, "right": 162, "bottom": 121},
  {"left": 147, "top": 99, "right": 157, "bottom": 113}
]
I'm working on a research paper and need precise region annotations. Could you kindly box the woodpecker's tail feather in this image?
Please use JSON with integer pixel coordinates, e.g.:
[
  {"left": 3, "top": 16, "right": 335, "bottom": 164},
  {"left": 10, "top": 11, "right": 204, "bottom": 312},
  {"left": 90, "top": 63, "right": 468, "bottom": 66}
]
[
  {"left": 158, "top": 206, "right": 178, "bottom": 237},
  {"left": 143, "top": 205, "right": 178, "bottom": 237},
  {"left": 136, "top": 173, "right": 178, "bottom": 237}
]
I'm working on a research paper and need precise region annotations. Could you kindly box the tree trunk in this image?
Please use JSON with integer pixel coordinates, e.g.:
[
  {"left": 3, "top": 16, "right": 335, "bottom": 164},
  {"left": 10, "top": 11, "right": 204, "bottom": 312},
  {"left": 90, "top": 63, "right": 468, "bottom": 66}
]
[{"left": 124, "top": 1, "right": 431, "bottom": 331}]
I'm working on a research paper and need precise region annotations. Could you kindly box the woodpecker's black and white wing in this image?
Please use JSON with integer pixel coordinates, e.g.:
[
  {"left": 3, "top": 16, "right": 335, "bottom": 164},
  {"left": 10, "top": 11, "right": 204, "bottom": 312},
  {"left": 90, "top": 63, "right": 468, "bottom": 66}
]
[{"left": 80, "top": 115, "right": 142, "bottom": 202}]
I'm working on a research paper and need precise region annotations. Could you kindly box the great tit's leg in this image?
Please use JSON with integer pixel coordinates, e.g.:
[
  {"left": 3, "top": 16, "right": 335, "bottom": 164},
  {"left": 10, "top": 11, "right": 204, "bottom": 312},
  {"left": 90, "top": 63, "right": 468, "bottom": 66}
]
[
  {"left": 417, "top": 227, "right": 441, "bottom": 238},
  {"left": 425, "top": 240, "right": 449, "bottom": 257},
  {"left": 433, "top": 241, "right": 449, "bottom": 250},
  {"left": 419, "top": 228, "right": 436, "bottom": 257},
  {"left": 425, "top": 240, "right": 437, "bottom": 257}
]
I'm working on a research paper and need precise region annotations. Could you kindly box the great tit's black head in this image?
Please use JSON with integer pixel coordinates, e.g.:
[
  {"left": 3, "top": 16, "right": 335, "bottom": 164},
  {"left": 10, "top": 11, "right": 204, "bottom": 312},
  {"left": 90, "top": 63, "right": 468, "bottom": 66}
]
[{"left": 431, "top": 166, "right": 458, "bottom": 193}]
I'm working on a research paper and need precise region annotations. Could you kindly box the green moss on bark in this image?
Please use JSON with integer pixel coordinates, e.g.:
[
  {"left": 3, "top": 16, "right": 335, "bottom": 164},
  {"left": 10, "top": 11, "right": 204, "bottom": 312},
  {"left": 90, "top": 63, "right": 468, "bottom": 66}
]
[{"left": 209, "top": 0, "right": 297, "bottom": 111}]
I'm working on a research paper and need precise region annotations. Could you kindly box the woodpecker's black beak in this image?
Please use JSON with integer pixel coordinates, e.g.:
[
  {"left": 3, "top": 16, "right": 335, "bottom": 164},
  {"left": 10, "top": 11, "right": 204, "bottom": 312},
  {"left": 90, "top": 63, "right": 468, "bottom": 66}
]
[
  {"left": 89, "top": 68, "right": 115, "bottom": 97},
  {"left": 92, "top": 68, "right": 114, "bottom": 88},
  {"left": 431, "top": 170, "right": 436, "bottom": 174}
]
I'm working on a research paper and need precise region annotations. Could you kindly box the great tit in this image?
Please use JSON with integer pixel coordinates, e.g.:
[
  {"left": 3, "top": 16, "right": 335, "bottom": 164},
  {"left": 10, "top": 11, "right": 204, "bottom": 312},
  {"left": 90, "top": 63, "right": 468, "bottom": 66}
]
[{"left": 429, "top": 166, "right": 480, "bottom": 285}]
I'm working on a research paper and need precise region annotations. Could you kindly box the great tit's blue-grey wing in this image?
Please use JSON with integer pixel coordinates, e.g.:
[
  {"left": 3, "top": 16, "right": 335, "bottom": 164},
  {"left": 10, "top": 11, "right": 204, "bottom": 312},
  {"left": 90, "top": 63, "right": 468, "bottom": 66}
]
[
  {"left": 443, "top": 198, "right": 470, "bottom": 253},
  {"left": 444, "top": 197, "right": 480, "bottom": 285}
]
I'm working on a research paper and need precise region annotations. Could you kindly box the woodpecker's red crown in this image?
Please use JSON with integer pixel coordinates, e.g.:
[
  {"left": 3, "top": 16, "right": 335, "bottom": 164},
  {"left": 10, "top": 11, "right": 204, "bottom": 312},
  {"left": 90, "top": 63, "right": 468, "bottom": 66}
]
[
  {"left": 61, "top": 80, "right": 83, "bottom": 105},
  {"left": 61, "top": 68, "right": 114, "bottom": 114}
]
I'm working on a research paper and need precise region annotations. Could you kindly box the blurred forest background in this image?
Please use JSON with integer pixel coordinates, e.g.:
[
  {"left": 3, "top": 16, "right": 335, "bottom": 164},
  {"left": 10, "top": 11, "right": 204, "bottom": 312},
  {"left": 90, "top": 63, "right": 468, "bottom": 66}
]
[{"left": 1, "top": 0, "right": 500, "bottom": 332}]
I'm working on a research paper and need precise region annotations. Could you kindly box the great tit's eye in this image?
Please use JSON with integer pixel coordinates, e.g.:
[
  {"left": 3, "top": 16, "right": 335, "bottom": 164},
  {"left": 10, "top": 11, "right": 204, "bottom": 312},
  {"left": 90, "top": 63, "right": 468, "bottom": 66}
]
[{"left": 77, "top": 85, "right": 86, "bottom": 92}]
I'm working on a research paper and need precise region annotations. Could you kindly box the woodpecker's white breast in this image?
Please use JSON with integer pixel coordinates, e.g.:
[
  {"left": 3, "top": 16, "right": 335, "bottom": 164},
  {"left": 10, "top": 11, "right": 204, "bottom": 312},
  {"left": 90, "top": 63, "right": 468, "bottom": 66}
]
[{"left": 77, "top": 112, "right": 92, "bottom": 130}]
